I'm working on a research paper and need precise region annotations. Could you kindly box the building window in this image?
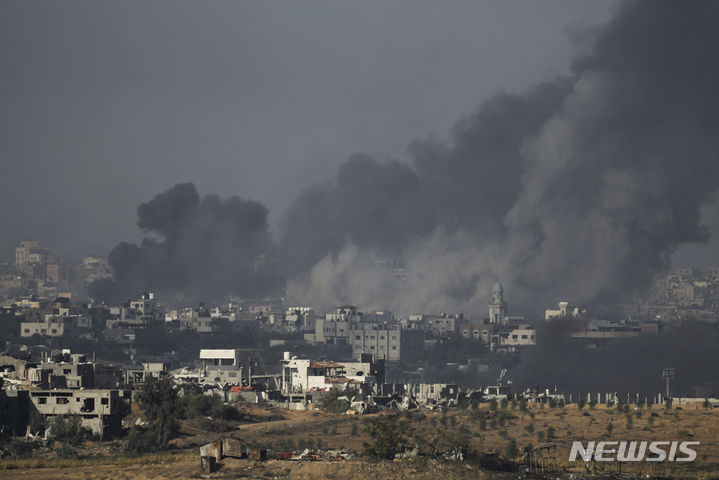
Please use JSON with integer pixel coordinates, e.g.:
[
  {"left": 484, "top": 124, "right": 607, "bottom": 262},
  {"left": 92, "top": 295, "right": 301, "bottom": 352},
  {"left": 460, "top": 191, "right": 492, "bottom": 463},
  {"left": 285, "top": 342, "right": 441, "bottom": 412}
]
[
  {"left": 392, "top": 346, "right": 397, "bottom": 350},
  {"left": 380, "top": 336, "right": 385, "bottom": 340},
  {"left": 391, "top": 336, "right": 397, "bottom": 340},
  {"left": 355, "top": 335, "right": 361, "bottom": 340},
  {"left": 57, "top": 398, "right": 69, "bottom": 404},
  {"left": 521, "top": 335, "right": 527, "bottom": 339},
  {"left": 101, "top": 398, "right": 109, "bottom": 405},
  {"left": 38, "top": 397, "right": 47, "bottom": 404}
]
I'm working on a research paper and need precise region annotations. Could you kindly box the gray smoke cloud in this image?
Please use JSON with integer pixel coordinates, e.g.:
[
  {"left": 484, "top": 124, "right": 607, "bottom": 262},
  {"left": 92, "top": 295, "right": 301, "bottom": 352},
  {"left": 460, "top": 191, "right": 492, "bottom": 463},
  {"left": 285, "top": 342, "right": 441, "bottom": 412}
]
[
  {"left": 96, "top": 1, "right": 719, "bottom": 316},
  {"left": 91, "top": 183, "right": 281, "bottom": 303},
  {"left": 509, "top": 319, "right": 719, "bottom": 396},
  {"left": 284, "top": 0, "right": 719, "bottom": 316}
]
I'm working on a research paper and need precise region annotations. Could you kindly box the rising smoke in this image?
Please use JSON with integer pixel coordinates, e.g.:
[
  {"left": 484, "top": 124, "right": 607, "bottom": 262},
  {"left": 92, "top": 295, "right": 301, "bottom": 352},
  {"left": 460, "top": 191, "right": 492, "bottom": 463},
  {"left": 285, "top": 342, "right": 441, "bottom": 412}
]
[
  {"left": 90, "top": 183, "right": 281, "bottom": 303},
  {"left": 96, "top": 1, "right": 719, "bottom": 317},
  {"left": 285, "top": 0, "right": 719, "bottom": 315}
]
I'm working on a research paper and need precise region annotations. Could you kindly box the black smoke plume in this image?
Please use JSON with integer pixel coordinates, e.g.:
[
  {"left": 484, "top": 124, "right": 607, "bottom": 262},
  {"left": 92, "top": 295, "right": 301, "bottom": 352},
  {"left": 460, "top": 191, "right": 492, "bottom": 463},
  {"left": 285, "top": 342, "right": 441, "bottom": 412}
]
[
  {"left": 96, "top": 1, "right": 719, "bottom": 317},
  {"left": 91, "top": 183, "right": 281, "bottom": 303},
  {"left": 284, "top": 0, "right": 719, "bottom": 316}
]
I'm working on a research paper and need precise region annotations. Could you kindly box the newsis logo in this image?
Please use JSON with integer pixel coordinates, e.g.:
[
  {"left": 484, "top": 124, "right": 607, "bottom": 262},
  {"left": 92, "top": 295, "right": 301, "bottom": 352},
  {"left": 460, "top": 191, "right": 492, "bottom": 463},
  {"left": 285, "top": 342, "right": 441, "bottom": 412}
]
[{"left": 569, "top": 441, "right": 699, "bottom": 462}]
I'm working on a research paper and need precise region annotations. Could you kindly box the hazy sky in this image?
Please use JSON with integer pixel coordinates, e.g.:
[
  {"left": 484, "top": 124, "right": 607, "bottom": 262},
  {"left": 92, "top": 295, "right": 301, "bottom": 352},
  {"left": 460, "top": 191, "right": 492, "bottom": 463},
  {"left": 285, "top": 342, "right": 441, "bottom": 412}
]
[{"left": 10, "top": 0, "right": 709, "bottom": 266}]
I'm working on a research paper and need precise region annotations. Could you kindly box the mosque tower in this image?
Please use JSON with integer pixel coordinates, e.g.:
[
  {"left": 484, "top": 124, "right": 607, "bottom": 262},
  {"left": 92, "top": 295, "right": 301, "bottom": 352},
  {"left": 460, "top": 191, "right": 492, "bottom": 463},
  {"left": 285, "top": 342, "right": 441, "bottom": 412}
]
[{"left": 489, "top": 281, "right": 507, "bottom": 324}]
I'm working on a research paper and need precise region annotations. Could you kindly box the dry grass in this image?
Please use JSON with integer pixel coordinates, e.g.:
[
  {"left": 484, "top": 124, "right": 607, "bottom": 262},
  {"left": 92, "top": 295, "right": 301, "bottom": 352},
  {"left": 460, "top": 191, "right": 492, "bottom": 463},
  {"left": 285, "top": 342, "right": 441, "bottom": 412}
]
[
  {"left": 0, "top": 452, "right": 192, "bottom": 470},
  {"left": 4, "top": 402, "right": 719, "bottom": 478}
]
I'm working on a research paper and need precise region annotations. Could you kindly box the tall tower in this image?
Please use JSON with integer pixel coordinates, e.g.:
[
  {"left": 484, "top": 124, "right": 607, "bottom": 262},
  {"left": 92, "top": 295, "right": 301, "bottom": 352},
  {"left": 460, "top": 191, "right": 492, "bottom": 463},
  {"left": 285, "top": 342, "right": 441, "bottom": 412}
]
[{"left": 489, "top": 281, "right": 507, "bottom": 324}]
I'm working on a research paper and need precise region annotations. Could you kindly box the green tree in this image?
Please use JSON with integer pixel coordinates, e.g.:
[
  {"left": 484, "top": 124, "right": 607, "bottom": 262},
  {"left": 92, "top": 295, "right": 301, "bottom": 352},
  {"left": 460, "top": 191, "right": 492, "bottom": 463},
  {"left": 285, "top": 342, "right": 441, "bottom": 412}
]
[
  {"left": 135, "top": 377, "right": 180, "bottom": 449},
  {"left": 322, "top": 386, "right": 358, "bottom": 414},
  {"left": 363, "top": 414, "right": 412, "bottom": 459},
  {"left": 505, "top": 438, "right": 519, "bottom": 459},
  {"left": 50, "top": 416, "right": 86, "bottom": 445}
]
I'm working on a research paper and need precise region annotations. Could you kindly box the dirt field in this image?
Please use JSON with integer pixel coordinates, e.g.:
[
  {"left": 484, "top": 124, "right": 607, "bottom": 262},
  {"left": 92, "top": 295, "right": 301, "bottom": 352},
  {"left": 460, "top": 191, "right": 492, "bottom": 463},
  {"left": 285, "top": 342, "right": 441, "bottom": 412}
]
[{"left": 4, "top": 402, "right": 719, "bottom": 478}]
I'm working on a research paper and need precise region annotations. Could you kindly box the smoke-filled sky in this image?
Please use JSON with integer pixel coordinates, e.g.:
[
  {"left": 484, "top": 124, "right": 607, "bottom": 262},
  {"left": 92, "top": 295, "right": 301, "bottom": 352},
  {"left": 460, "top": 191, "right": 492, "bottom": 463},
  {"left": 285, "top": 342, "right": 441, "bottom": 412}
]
[
  {"left": 3, "top": 1, "right": 719, "bottom": 315},
  {"left": 1, "top": 1, "right": 613, "bottom": 259}
]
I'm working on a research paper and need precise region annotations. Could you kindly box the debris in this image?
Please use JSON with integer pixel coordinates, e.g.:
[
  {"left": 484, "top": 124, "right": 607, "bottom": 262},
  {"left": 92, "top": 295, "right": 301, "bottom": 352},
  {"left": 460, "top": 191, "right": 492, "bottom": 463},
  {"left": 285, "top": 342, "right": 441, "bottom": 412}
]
[{"left": 249, "top": 447, "right": 267, "bottom": 461}]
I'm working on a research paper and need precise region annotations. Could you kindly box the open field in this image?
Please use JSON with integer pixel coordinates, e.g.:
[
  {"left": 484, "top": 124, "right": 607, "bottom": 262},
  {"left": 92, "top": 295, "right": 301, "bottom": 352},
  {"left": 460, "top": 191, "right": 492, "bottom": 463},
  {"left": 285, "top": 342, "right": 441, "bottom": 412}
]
[{"left": 3, "top": 402, "right": 719, "bottom": 478}]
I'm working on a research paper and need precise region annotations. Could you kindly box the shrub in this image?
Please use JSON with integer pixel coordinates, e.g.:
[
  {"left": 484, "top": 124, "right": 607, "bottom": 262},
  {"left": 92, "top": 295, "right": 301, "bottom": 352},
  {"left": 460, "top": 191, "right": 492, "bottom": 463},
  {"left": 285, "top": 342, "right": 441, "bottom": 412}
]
[
  {"left": 125, "top": 426, "right": 156, "bottom": 454},
  {"left": 322, "top": 386, "right": 358, "bottom": 414},
  {"left": 56, "top": 443, "right": 78, "bottom": 459},
  {"left": 28, "top": 410, "right": 47, "bottom": 434},
  {"left": 505, "top": 438, "right": 519, "bottom": 459},
  {"left": 3, "top": 439, "right": 34, "bottom": 459},
  {"left": 363, "top": 414, "right": 412, "bottom": 459},
  {"left": 50, "top": 416, "right": 87, "bottom": 445}
]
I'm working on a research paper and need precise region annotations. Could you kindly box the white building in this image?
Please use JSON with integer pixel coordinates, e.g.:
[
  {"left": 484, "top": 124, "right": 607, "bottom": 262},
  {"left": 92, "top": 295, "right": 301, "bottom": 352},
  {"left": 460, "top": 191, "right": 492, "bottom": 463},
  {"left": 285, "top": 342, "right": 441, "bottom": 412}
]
[
  {"left": 199, "top": 349, "right": 243, "bottom": 385},
  {"left": 281, "top": 356, "right": 376, "bottom": 394},
  {"left": 545, "top": 301, "right": 582, "bottom": 321}
]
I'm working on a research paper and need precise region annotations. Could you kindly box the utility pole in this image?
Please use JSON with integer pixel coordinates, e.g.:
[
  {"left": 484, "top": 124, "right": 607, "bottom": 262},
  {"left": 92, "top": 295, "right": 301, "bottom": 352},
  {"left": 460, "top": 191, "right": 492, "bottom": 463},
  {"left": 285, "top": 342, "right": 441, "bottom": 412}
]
[{"left": 661, "top": 368, "right": 675, "bottom": 400}]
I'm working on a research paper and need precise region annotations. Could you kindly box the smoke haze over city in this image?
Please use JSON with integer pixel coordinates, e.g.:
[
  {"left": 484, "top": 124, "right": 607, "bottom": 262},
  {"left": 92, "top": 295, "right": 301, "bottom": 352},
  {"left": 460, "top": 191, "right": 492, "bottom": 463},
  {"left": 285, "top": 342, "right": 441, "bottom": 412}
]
[{"left": 3, "top": 1, "right": 719, "bottom": 316}]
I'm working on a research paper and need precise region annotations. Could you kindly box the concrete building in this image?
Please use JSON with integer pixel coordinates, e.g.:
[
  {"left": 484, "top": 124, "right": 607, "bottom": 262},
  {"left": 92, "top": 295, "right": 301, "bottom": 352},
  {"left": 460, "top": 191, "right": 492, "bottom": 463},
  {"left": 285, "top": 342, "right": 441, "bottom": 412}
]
[
  {"left": 350, "top": 323, "right": 401, "bottom": 361},
  {"left": 20, "top": 315, "right": 75, "bottom": 337},
  {"left": 15, "top": 240, "right": 40, "bottom": 267},
  {"left": 199, "top": 349, "right": 243, "bottom": 385},
  {"left": 27, "top": 361, "right": 95, "bottom": 389},
  {"left": 311, "top": 317, "right": 350, "bottom": 345},
  {"left": 459, "top": 318, "right": 492, "bottom": 342},
  {"left": 500, "top": 324, "right": 537, "bottom": 347},
  {"left": 0, "top": 382, "right": 29, "bottom": 435},
  {"left": 28, "top": 389, "right": 129, "bottom": 439},
  {"left": 423, "top": 314, "right": 461, "bottom": 337},
  {"left": 545, "top": 301, "right": 584, "bottom": 320},
  {"left": 124, "top": 362, "right": 170, "bottom": 385},
  {"left": 281, "top": 356, "right": 378, "bottom": 395},
  {"left": 129, "top": 292, "right": 156, "bottom": 318}
]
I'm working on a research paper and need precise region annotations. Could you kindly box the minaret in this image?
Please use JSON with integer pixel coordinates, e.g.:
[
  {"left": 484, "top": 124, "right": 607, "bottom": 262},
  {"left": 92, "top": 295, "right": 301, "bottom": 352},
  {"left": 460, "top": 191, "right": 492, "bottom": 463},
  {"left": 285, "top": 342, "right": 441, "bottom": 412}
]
[{"left": 489, "top": 281, "right": 507, "bottom": 324}]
